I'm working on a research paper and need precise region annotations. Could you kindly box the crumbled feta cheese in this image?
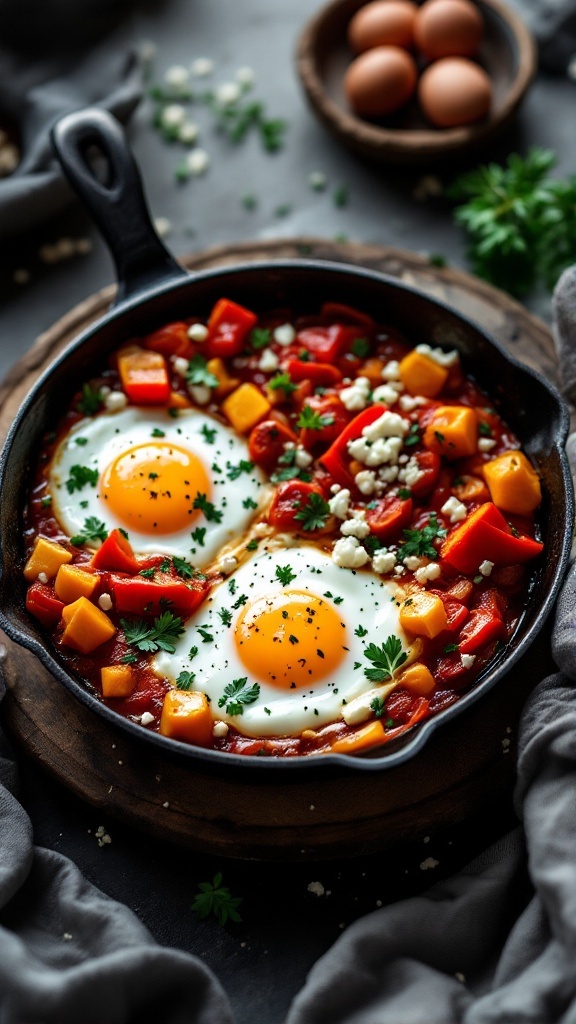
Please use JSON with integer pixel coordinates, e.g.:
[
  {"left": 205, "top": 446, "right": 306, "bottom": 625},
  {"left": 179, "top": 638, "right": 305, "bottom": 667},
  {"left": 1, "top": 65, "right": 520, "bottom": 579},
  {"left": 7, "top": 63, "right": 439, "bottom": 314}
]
[
  {"left": 416, "top": 343, "right": 459, "bottom": 367},
  {"left": 161, "top": 103, "right": 187, "bottom": 128},
  {"left": 213, "top": 721, "right": 229, "bottom": 738},
  {"left": 404, "top": 555, "right": 425, "bottom": 570},
  {"left": 253, "top": 522, "right": 269, "bottom": 537},
  {"left": 441, "top": 496, "right": 468, "bottom": 523},
  {"left": 372, "top": 550, "right": 396, "bottom": 574},
  {"left": 215, "top": 81, "right": 241, "bottom": 105},
  {"left": 328, "top": 489, "right": 351, "bottom": 518},
  {"left": 362, "top": 410, "right": 410, "bottom": 441},
  {"left": 188, "top": 384, "right": 211, "bottom": 405},
  {"left": 354, "top": 469, "right": 378, "bottom": 495},
  {"left": 185, "top": 148, "right": 210, "bottom": 175},
  {"left": 140, "top": 711, "right": 155, "bottom": 726},
  {"left": 377, "top": 465, "right": 399, "bottom": 484},
  {"left": 98, "top": 593, "right": 113, "bottom": 611},
  {"left": 188, "top": 323, "right": 208, "bottom": 342},
  {"left": 479, "top": 559, "right": 494, "bottom": 576},
  {"left": 178, "top": 122, "right": 199, "bottom": 145},
  {"left": 332, "top": 536, "right": 369, "bottom": 568},
  {"left": 478, "top": 437, "right": 497, "bottom": 452},
  {"left": 191, "top": 57, "right": 214, "bottom": 77},
  {"left": 393, "top": 564, "right": 406, "bottom": 576},
  {"left": 273, "top": 323, "right": 296, "bottom": 346},
  {"left": 257, "top": 348, "right": 279, "bottom": 373},
  {"left": 397, "top": 456, "right": 424, "bottom": 488},
  {"left": 37, "top": 571, "right": 48, "bottom": 584},
  {"left": 381, "top": 360, "right": 401, "bottom": 381},
  {"left": 104, "top": 390, "right": 128, "bottom": 412},
  {"left": 420, "top": 856, "right": 439, "bottom": 870},
  {"left": 295, "top": 446, "right": 313, "bottom": 469},
  {"left": 340, "top": 514, "right": 370, "bottom": 540},
  {"left": 414, "top": 562, "right": 441, "bottom": 584},
  {"left": 339, "top": 376, "right": 371, "bottom": 411},
  {"left": 461, "top": 654, "right": 476, "bottom": 669},
  {"left": 348, "top": 435, "right": 403, "bottom": 467},
  {"left": 172, "top": 356, "right": 190, "bottom": 377},
  {"left": 399, "top": 394, "right": 427, "bottom": 412},
  {"left": 165, "top": 65, "right": 190, "bottom": 89},
  {"left": 218, "top": 555, "right": 238, "bottom": 574},
  {"left": 307, "top": 881, "right": 325, "bottom": 897},
  {"left": 372, "top": 383, "right": 403, "bottom": 406}
]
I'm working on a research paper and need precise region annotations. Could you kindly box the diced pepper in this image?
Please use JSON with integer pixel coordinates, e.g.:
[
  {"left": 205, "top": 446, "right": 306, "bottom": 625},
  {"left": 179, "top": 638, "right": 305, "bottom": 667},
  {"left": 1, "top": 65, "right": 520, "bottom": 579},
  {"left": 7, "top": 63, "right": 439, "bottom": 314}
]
[
  {"left": 429, "top": 591, "right": 469, "bottom": 632},
  {"left": 483, "top": 450, "right": 542, "bottom": 515},
  {"left": 358, "top": 357, "right": 387, "bottom": 386},
  {"left": 90, "top": 528, "right": 140, "bottom": 574},
  {"left": 384, "top": 687, "right": 428, "bottom": 723},
  {"left": 25, "top": 582, "right": 65, "bottom": 628},
  {"left": 248, "top": 418, "right": 298, "bottom": 472},
  {"left": 221, "top": 382, "right": 271, "bottom": 434},
  {"left": 283, "top": 359, "right": 343, "bottom": 387},
  {"left": 24, "top": 536, "right": 72, "bottom": 581},
  {"left": 397, "top": 663, "right": 436, "bottom": 696},
  {"left": 159, "top": 689, "right": 214, "bottom": 747},
  {"left": 365, "top": 492, "right": 413, "bottom": 541},
  {"left": 441, "top": 502, "right": 543, "bottom": 574},
  {"left": 268, "top": 480, "right": 329, "bottom": 532},
  {"left": 452, "top": 474, "right": 490, "bottom": 504},
  {"left": 409, "top": 450, "right": 441, "bottom": 497},
  {"left": 297, "top": 394, "right": 350, "bottom": 451},
  {"left": 111, "top": 573, "right": 209, "bottom": 617},
  {"left": 55, "top": 564, "right": 98, "bottom": 604},
  {"left": 117, "top": 345, "right": 171, "bottom": 405},
  {"left": 203, "top": 298, "right": 258, "bottom": 359},
  {"left": 143, "top": 322, "right": 192, "bottom": 358},
  {"left": 320, "top": 302, "right": 376, "bottom": 331},
  {"left": 61, "top": 596, "right": 116, "bottom": 654},
  {"left": 168, "top": 391, "right": 192, "bottom": 410},
  {"left": 320, "top": 404, "right": 388, "bottom": 487},
  {"left": 297, "top": 324, "right": 359, "bottom": 362},
  {"left": 205, "top": 357, "right": 240, "bottom": 398},
  {"left": 331, "top": 719, "right": 386, "bottom": 754},
  {"left": 101, "top": 664, "right": 136, "bottom": 698},
  {"left": 458, "top": 607, "right": 506, "bottom": 654},
  {"left": 399, "top": 591, "right": 448, "bottom": 639},
  {"left": 399, "top": 351, "right": 448, "bottom": 397},
  {"left": 423, "top": 405, "right": 478, "bottom": 460}
]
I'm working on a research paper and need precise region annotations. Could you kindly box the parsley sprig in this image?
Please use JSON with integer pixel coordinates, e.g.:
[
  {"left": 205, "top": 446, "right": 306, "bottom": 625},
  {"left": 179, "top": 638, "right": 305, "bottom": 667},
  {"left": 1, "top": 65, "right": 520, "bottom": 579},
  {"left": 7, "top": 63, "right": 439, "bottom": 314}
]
[
  {"left": 193, "top": 492, "right": 223, "bottom": 522},
  {"left": 192, "top": 873, "right": 243, "bottom": 926},
  {"left": 121, "top": 611, "right": 185, "bottom": 654},
  {"left": 275, "top": 564, "right": 296, "bottom": 586},
  {"left": 218, "top": 676, "right": 260, "bottom": 716},
  {"left": 364, "top": 636, "right": 407, "bottom": 683},
  {"left": 66, "top": 464, "right": 98, "bottom": 494},
  {"left": 77, "top": 383, "right": 104, "bottom": 416},
  {"left": 397, "top": 514, "right": 446, "bottom": 561},
  {"left": 187, "top": 354, "right": 219, "bottom": 389},
  {"left": 70, "top": 516, "right": 108, "bottom": 546},
  {"left": 294, "top": 492, "right": 331, "bottom": 532},
  {"left": 296, "top": 407, "right": 335, "bottom": 431}
]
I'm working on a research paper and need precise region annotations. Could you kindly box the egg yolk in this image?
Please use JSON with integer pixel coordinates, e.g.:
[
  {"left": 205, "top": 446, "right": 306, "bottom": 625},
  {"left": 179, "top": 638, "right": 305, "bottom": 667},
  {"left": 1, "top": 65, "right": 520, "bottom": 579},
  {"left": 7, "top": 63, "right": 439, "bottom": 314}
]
[
  {"left": 100, "top": 442, "right": 211, "bottom": 534},
  {"left": 234, "top": 589, "right": 347, "bottom": 688}
]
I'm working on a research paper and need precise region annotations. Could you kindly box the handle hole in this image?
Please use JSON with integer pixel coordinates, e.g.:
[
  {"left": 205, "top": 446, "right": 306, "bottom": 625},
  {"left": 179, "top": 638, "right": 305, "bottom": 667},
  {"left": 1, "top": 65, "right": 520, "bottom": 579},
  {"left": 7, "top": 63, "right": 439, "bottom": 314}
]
[{"left": 81, "top": 141, "right": 116, "bottom": 190}]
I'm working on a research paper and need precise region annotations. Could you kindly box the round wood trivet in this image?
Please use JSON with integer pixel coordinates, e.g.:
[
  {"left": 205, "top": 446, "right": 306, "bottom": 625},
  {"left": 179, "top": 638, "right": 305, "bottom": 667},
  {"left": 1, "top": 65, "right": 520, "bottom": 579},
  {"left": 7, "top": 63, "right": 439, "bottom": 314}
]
[{"left": 0, "top": 240, "right": 562, "bottom": 861}]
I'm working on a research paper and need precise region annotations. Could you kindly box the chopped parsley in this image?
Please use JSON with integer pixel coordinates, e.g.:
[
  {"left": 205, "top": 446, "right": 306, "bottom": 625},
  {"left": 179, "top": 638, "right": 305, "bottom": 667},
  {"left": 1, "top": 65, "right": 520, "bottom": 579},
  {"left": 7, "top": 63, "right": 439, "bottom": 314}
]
[
  {"left": 275, "top": 564, "right": 297, "bottom": 586},
  {"left": 191, "top": 526, "right": 207, "bottom": 547},
  {"left": 70, "top": 516, "right": 108, "bottom": 546},
  {"left": 296, "top": 406, "right": 335, "bottom": 431},
  {"left": 242, "top": 497, "right": 258, "bottom": 509},
  {"left": 397, "top": 514, "right": 447, "bottom": 561},
  {"left": 443, "top": 643, "right": 460, "bottom": 653},
  {"left": 294, "top": 492, "right": 331, "bottom": 532},
  {"left": 201, "top": 424, "right": 217, "bottom": 444},
  {"left": 246, "top": 539, "right": 259, "bottom": 551},
  {"left": 404, "top": 423, "right": 421, "bottom": 447},
  {"left": 197, "top": 626, "right": 214, "bottom": 643},
  {"left": 364, "top": 635, "right": 407, "bottom": 683},
  {"left": 65, "top": 464, "right": 98, "bottom": 494},
  {"left": 218, "top": 677, "right": 261, "bottom": 716},
  {"left": 75, "top": 437, "right": 88, "bottom": 446},
  {"left": 139, "top": 567, "right": 156, "bottom": 578},
  {"left": 176, "top": 670, "right": 196, "bottom": 690},
  {"left": 354, "top": 625, "right": 368, "bottom": 637},
  {"left": 218, "top": 608, "right": 233, "bottom": 627},
  {"left": 351, "top": 336, "right": 370, "bottom": 358},
  {"left": 186, "top": 353, "right": 219, "bottom": 389},
  {"left": 193, "top": 492, "right": 223, "bottom": 522},
  {"left": 172, "top": 555, "right": 196, "bottom": 579},
  {"left": 192, "top": 873, "right": 242, "bottom": 926},
  {"left": 268, "top": 372, "right": 297, "bottom": 396},
  {"left": 370, "top": 696, "right": 386, "bottom": 718},
  {"left": 250, "top": 327, "right": 272, "bottom": 350},
  {"left": 121, "top": 611, "right": 185, "bottom": 654},
  {"left": 226, "top": 459, "right": 254, "bottom": 480},
  {"left": 151, "top": 427, "right": 165, "bottom": 438},
  {"left": 478, "top": 421, "right": 493, "bottom": 437},
  {"left": 77, "top": 383, "right": 104, "bottom": 415}
]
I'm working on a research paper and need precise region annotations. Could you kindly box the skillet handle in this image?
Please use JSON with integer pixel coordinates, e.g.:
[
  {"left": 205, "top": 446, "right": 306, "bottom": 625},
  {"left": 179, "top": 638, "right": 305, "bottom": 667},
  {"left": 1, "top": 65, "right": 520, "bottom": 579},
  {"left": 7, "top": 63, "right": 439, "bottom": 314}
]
[{"left": 51, "top": 107, "right": 188, "bottom": 305}]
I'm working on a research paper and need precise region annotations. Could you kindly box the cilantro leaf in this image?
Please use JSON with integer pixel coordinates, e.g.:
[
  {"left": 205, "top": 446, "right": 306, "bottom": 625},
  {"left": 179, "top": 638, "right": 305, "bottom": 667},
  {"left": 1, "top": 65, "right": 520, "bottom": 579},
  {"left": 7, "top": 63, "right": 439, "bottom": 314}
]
[
  {"left": 218, "top": 677, "right": 260, "bottom": 715},
  {"left": 296, "top": 406, "right": 335, "bottom": 431},
  {"left": 250, "top": 327, "right": 272, "bottom": 350},
  {"left": 192, "top": 873, "right": 243, "bottom": 926},
  {"left": 226, "top": 459, "right": 254, "bottom": 480},
  {"left": 193, "top": 492, "right": 223, "bottom": 523},
  {"left": 275, "top": 564, "right": 297, "bottom": 586},
  {"left": 364, "top": 636, "right": 407, "bottom": 683},
  {"left": 294, "top": 492, "right": 331, "bottom": 532},
  {"left": 70, "top": 516, "right": 108, "bottom": 546},
  {"left": 370, "top": 696, "right": 386, "bottom": 718},
  {"left": 176, "top": 670, "right": 196, "bottom": 690},
  {"left": 121, "top": 611, "right": 185, "bottom": 654},
  {"left": 397, "top": 514, "right": 447, "bottom": 561},
  {"left": 186, "top": 354, "right": 219, "bottom": 389},
  {"left": 65, "top": 464, "right": 98, "bottom": 494},
  {"left": 77, "top": 383, "right": 104, "bottom": 416},
  {"left": 172, "top": 555, "right": 196, "bottom": 579},
  {"left": 268, "top": 372, "right": 297, "bottom": 396},
  {"left": 201, "top": 424, "right": 217, "bottom": 444}
]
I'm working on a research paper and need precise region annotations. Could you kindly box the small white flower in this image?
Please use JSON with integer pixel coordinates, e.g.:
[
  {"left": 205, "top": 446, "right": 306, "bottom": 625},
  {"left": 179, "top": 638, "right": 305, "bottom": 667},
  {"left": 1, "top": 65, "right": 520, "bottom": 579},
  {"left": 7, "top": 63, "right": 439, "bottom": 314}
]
[
  {"left": 308, "top": 171, "right": 327, "bottom": 191},
  {"left": 164, "top": 65, "right": 190, "bottom": 89},
  {"left": 191, "top": 57, "right": 214, "bottom": 77},
  {"left": 161, "top": 104, "right": 187, "bottom": 129},
  {"left": 215, "top": 82, "right": 241, "bottom": 106},
  {"left": 236, "top": 66, "right": 255, "bottom": 86},
  {"left": 186, "top": 148, "right": 210, "bottom": 175},
  {"left": 178, "top": 122, "right": 199, "bottom": 145}
]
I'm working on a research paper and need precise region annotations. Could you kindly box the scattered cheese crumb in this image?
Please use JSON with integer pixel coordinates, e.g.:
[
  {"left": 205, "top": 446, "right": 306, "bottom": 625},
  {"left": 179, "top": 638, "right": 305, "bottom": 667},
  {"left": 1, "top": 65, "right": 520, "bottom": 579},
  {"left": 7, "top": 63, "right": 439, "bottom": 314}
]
[
  {"left": 307, "top": 881, "right": 325, "bottom": 897},
  {"left": 441, "top": 496, "right": 467, "bottom": 523},
  {"left": 372, "top": 550, "right": 396, "bottom": 574},
  {"left": 339, "top": 376, "right": 371, "bottom": 411},
  {"left": 381, "top": 360, "right": 401, "bottom": 381},
  {"left": 179, "top": 122, "right": 199, "bottom": 145},
  {"left": 295, "top": 446, "right": 313, "bottom": 468},
  {"left": 416, "top": 343, "right": 459, "bottom": 367},
  {"left": 308, "top": 171, "right": 327, "bottom": 191},
  {"left": 372, "top": 382, "right": 403, "bottom": 405},
  {"left": 328, "top": 488, "right": 351, "bottom": 519},
  {"left": 420, "top": 856, "right": 439, "bottom": 870},
  {"left": 188, "top": 384, "right": 211, "bottom": 405},
  {"left": 185, "top": 149, "right": 210, "bottom": 176},
  {"left": 218, "top": 554, "right": 238, "bottom": 574},
  {"left": 461, "top": 653, "right": 476, "bottom": 669},
  {"left": 104, "top": 391, "right": 128, "bottom": 412},
  {"left": 332, "top": 536, "right": 370, "bottom": 568},
  {"left": 165, "top": 65, "right": 190, "bottom": 89},
  {"left": 236, "top": 66, "right": 255, "bottom": 86},
  {"left": 340, "top": 514, "right": 370, "bottom": 540},
  {"left": 62, "top": 932, "right": 73, "bottom": 942},
  {"left": 213, "top": 721, "right": 229, "bottom": 738},
  {"left": 354, "top": 469, "right": 378, "bottom": 495},
  {"left": 162, "top": 801, "right": 170, "bottom": 808},
  {"left": 414, "top": 562, "right": 441, "bottom": 583},
  {"left": 478, "top": 437, "right": 497, "bottom": 452},
  {"left": 173, "top": 356, "right": 190, "bottom": 377},
  {"left": 191, "top": 57, "right": 214, "bottom": 77},
  {"left": 215, "top": 82, "right": 241, "bottom": 105},
  {"left": 95, "top": 825, "right": 112, "bottom": 847},
  {"left": 404, "top": 555, "right": 425, "bottom": 570},
  {"left": 188, "top": 322, "right": 208, "bottom": 342},
  {"left": 479, "top": 559, "right": 494, "bottom": 576},
  {"left": 161, "top": 104, "right": 187, "bottom": 129},
  {"left": 273, "top": 323, "right": 296, "bottom": 346},
  {"left": 257, "top": 348, "right": 279, "bottom": 373},
  {"left": 98, "top": 593, "right": 113, "bottom": 611},
  {"left": 37, "top": 571, "right": 48, "bottom": 584},
  {"left": 140, "top": 712, "right": 155, "bottom": 726}
]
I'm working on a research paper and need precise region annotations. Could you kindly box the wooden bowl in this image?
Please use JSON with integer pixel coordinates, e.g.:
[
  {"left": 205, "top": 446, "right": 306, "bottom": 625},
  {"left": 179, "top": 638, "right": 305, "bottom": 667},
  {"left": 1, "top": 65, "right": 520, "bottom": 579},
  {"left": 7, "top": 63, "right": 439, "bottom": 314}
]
[{"left": 296, "top": 0, "right": 537, "bottom": 165}]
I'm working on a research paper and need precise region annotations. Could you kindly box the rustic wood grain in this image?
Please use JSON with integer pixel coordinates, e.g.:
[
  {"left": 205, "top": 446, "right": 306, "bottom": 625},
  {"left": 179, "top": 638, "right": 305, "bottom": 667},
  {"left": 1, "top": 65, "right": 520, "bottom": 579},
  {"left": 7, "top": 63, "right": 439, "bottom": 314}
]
[{"left": 0, "top": 240, "right": 561, "bottom": 860}]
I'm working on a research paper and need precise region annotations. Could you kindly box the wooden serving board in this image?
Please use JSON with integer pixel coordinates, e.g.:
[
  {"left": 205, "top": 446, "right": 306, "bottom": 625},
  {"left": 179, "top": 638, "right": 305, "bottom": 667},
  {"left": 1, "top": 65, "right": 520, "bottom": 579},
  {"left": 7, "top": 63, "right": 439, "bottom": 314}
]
[{"left": 0, "top": 239, "right": 563, "bottom": 861}]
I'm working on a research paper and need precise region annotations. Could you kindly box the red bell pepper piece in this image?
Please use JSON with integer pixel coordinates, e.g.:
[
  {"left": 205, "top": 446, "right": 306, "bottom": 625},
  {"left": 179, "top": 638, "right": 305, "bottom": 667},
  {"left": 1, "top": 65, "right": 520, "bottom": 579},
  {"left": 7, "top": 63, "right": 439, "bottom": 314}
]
[
  {"left": 320, "top": 302, "right": 376, "bottom": 331},
  {"left": 458, "top": 609, "right": 506, "bottom": 654},
  {"left": 283, "top": 359, "right": 343, "bottom": 387},
  {"left": 434, "top": 651, "right": 472, "bottom": 688},
  {"left": 298, "top": 394, "right": 351, "bottom": 451},
  {"left": 90, "top": 529, "right": 141, "bottom": 574},
  {"left": 203, "top": 298, "right": 258, "bottom": 359},
  {"left": 409, "top": 450, "right": 441, "bottom": 498},
  {"left": 26, "top": 582, "right": 65, "bottom": 628},
  {"left": 143, "top": 322, "right": 192, "bottom": 358},
  {"left": 117, "top": 346, "right": 171, "bottom": 405},
  {"left": 365, "top": 492, "right": 413, "bottom": 542},
  {"left": 268, "top": 480, "right": 329, "bottom": 532},
  {"left": 320, "top": 404, "right": 388, "bottom": 487},
  {"left": 296, "top": 324, "right": 359, "bottom": 363},
  {"left": 112, "top": 573, "right": 210, "bottom": 617},
  {"left": 429, "top": 591, "right": 469, "bottom": 632},
  {"left": 248, "top": 418, "right": 298, "bottom": 472},
  {"left": 384, "top": 688, "right": 429, "bottom": 725},
  {"left": 441, "top": 502, "right": 543, "bottom": 574}
]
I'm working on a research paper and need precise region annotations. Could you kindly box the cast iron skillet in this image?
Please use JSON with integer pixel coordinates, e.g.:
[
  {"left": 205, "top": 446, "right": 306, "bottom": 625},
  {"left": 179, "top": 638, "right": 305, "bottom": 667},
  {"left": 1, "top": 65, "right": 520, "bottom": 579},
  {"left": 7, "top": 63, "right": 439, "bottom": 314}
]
[{"left": 0, "top": 107, "right": 572, "bottom": 774}]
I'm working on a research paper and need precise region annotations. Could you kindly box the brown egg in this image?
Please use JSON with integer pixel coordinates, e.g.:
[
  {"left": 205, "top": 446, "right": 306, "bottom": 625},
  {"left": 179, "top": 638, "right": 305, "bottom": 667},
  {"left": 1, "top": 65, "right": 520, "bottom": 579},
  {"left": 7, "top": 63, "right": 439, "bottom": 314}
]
[
  {"left": 347, "top": 0, "right": 419, "bottom": 53},
  {"left": 415, "top": 0, "right": 484, "bottom": 59},
  {"left": 345, "top": 46, "right": 418, "bottom": 117},
  {"left": 418, "top": 57, "right": 492, "bottom": 127}
]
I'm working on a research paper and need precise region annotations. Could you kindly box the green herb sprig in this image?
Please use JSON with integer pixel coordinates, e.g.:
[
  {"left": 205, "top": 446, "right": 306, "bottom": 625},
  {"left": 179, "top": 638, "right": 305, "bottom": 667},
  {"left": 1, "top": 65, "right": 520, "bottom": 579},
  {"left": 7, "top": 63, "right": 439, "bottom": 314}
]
[{"left": 192, "top": 873, "right": 243, "bottom": 926}]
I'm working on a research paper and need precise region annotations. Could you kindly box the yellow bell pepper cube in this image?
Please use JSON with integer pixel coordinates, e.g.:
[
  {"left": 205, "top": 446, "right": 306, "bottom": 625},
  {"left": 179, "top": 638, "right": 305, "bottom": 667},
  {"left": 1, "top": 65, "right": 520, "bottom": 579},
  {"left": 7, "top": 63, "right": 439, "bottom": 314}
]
[
  {"left": 55, "top": 564, "right": 98, "bottom": 604},
  {"left": 398, "top": 662, "right": 436, "bottom": 696},
  {"left": 61, "top": 596, "right": 116, "bottom": 654},
  {"left": 24, "top": 536, "right": 72, "bottom": 582},
  {"left": 206, "top": 357, "right": 240, "bottom": 398},
  {"left": 399, "top": 591, "right": 448, "bottom": 639},
  {"left": 221, "top": 382, "right": 271, "bottom": 434},
  {"left": 423, "top": 405, "right": 478, "bottom": 460},
  {"left": 399, "top": 350, "right": 448, "bottom": 397},
  {"left": 159, "top": 689, "right": 213, "bottom": 747},
  {"left": 101, "top": 664, "right": 136, "bottom": 698},
  {"left": 331, "top": 720, "right": 386, "bottom": 755},
  {"left": 483, "top": 450, "right": 542, "bottom": 515},
  {"left": 168, "top": 391, "right": 192, "bottom": 410}
]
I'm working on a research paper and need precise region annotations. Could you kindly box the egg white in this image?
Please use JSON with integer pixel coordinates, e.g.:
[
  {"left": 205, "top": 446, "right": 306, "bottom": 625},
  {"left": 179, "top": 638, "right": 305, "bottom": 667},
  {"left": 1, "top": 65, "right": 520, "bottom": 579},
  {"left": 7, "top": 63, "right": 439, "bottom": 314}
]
[
  {"left": 153, "top": 542, "right": 413, "bottom": 738},
  {"left": 48, "top": 406, "right": 267, "bottom": 566}
]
